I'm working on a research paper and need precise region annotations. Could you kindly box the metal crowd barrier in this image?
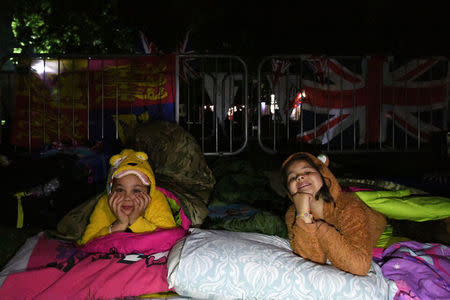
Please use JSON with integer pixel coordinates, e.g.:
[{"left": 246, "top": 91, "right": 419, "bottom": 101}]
[
  {"left": 177, "top": 54, "right": 248, "bottom": 156},
  {"left": 2, "top": 54, "right": 248, "bottom": 156},
  {"left": 2, "top": 54, "right": 447, "bottom": 156}
]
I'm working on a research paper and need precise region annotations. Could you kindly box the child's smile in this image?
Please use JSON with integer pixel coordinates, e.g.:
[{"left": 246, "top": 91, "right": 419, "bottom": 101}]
[
  {"left": 121, "top": 204, "right": 134, "bottom": 215},
  {"left": 297, "top": 181, "right": 312, "bottom": 191}
]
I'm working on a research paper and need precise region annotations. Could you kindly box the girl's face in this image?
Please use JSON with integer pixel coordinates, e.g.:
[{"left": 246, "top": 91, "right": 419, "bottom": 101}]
[
  {"left": 111, "top": 174, "right": 148, "bottom": 215},
  {"left": 286, "top": 160, "right": 324, "bottom": 197}
]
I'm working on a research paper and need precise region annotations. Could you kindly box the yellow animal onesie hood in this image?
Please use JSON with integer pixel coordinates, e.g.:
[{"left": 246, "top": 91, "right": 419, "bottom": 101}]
[
  {"left": 107, "top": 149, "right": 154, "bottom": 195},
  {"left": 79, "top": 149, "right": 176, "bottom": 245}
]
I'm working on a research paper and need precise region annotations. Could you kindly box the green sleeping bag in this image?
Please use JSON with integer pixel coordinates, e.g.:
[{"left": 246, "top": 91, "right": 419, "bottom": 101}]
[{"left": 356, "top": 189, "right": 450, "bottom": 222}]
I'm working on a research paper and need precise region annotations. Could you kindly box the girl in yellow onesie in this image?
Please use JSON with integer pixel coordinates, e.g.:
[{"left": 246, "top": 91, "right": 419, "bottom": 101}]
[{"left": 79, "top": 149, "right": 176, "bottom": 245}]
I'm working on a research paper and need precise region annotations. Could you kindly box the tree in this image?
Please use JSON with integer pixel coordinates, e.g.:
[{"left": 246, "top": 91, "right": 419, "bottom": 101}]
[{"left": 9, "top": 0, "right": 136, "bottom": 55}]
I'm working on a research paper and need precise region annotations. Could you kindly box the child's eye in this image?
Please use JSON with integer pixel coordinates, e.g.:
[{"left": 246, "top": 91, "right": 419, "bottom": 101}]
[
  {"left": 114, "top": 188, "right": 124, "bottom": 193},
  {"left": 133, "top": 189, "right": 143, "bottom": 194},
  {"left": 288, "top": 176, "right": 297, "bottom": 182}
]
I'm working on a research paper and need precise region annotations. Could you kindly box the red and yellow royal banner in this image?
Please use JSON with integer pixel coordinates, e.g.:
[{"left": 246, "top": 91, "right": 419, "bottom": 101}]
[{"left": 10, "top": 54, "right": 176, "bottom": 149}]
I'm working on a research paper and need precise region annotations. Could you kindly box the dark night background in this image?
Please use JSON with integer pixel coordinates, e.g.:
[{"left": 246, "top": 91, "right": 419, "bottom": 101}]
[
  {"left": 1, "top": 0, "right": 449, "bottom": 59},
  {"left": 143, "top": 0, "right": 450, "bottom": 56}
]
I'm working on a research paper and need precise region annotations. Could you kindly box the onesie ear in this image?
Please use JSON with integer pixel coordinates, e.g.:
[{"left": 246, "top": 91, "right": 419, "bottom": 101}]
[
  {"left": 110, "top": 154, "right": 126, "bottom": 167},
  {"left": 135, "top": 151, "right": 148, "bottom": 161},
  {"left": 317, "top": 154, "right": 329, "bottom": 166}
]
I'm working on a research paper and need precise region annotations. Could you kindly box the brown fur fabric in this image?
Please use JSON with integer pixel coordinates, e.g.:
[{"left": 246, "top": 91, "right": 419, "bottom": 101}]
[{"left": 284, "top": 152, "right": 386, "bottom": 276}]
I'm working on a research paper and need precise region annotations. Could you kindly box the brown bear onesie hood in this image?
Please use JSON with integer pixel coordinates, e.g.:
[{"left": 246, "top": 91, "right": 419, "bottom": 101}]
[{"left": 283, "top": 152, "right": 387, "bottom": 276}]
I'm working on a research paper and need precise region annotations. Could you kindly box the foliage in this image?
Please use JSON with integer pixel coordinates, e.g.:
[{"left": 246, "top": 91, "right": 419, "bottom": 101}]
[{"left": 10, "top": 0, "right": 136, "bottom": 55}]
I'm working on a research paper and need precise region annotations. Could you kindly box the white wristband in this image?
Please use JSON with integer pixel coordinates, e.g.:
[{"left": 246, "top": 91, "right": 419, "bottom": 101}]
[{"left": 109, "top": 224, "right": 113, "bottom": 233}]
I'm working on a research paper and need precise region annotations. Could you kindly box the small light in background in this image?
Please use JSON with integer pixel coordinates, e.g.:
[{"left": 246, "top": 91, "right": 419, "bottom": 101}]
[
  {"left": 227, "top": 105, "right": 246, "bottom": 120},
  {"left": 203, "top": 105, "right": 215, "bottom": 111},
  {"left": 270, "top": 94, "right": 279, "bottom": 115}
]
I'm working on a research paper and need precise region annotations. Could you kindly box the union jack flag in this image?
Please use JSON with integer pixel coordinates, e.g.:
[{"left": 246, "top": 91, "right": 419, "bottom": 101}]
[
  {"left": 177, "top": 29, "right": 200, "bottom": 81},
  {"left": 273, "top": 55, "right": 448, "bottom": 147},
  {"left": 138, "top": 31, "right": 162, "bottom": 55},
  {"left": 271, "top": 59, "right": 291, "bottom": 88}
]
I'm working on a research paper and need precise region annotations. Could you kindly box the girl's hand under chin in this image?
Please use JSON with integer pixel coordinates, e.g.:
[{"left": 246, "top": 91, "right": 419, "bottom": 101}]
[
  {"left": 108, "top": 192, "right": 130, "bottom": 232},
  {"left": 108, "top": 192, "right": 129, "bottom": 225},
  {"left": 291, "top": 192, "right": 313, "bottom": 210},
  {"left": 291, "top": 192, "right": 314, "bottom": 224}
]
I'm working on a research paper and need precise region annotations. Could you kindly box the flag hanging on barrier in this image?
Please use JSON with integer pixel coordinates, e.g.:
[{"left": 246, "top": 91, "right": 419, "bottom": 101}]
[
  {"left": 271, "top": 59, "right": 291, "bottom": 88},
  {"left": 270, "top": 55, "right": 448, "bottom": 146},
  {"left": 10, "top": 55, "right": 176, "bottom": 149},
  {"left": 177, "top": 29, "right": 200, "bottom": 82}
]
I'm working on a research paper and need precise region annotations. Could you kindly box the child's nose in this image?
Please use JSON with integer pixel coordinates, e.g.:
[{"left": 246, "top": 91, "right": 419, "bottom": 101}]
[
  {"left": 124, "top": 192, "right": 134, "bottom": 200},
  {"left": 296, "top": 175, "right": 305, "bottom": 181}
]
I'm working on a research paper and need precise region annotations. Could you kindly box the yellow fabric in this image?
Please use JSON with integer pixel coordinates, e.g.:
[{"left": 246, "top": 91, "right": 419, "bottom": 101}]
[
  {"left": 15, "top": 192, "right": 26, "bottom": 229},
  {"left": 108, "top": 149, "right": 156, "bottom": 195},
  {"left": 78, "top": 149, "right": 177, "bottom": 245},
  {"left": 78, "top": 190, "right": 176, "bottom": 245},
  {"left": 139, "top": 291, "right": 179, "bottom": 298}
]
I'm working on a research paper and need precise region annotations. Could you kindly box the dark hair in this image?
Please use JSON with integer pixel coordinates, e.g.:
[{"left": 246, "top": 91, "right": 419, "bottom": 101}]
[{"left": 281, "top": 153, "right": 334, "bottom": 203}]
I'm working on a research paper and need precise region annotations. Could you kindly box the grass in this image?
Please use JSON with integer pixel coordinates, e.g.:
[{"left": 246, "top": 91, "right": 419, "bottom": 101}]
[{"left": 0, "top": 225, "right": 43, "bottom": 269}]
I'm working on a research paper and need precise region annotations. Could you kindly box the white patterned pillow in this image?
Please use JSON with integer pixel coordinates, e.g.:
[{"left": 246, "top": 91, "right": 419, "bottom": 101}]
[{"left": 167, "top": 228, "right": 397, "bottom": 300}]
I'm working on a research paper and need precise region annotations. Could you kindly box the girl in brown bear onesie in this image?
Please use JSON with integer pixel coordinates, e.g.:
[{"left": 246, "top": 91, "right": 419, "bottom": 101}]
[{"left": 282, "top": 152, "right": 386, "bottom": 276}]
